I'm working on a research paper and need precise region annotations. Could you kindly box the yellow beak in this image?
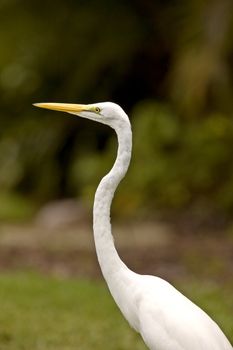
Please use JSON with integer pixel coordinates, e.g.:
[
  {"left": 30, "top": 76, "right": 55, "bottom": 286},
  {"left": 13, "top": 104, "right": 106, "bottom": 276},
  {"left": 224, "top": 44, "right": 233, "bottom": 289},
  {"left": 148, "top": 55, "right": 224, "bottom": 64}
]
[{"left": 33, "top": 102, "right": 89, "bottom": 114}]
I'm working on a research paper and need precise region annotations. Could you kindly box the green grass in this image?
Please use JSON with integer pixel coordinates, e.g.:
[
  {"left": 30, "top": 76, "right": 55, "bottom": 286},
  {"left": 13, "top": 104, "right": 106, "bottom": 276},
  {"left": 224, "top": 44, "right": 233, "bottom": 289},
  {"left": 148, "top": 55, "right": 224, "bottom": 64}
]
[
  {"left": 0, "top": 272, "right": 232, "bottom": 349},
  {"left": 0, "top": 272, "right": 146, "bottom": 350}
]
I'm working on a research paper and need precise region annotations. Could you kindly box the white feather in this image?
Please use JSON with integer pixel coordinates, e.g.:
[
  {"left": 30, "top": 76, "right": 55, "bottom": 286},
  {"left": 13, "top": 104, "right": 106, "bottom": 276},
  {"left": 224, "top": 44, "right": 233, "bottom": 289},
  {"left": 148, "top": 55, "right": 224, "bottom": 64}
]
[{"left": 91, "top": 102, "right": 232, "bottom": 350}]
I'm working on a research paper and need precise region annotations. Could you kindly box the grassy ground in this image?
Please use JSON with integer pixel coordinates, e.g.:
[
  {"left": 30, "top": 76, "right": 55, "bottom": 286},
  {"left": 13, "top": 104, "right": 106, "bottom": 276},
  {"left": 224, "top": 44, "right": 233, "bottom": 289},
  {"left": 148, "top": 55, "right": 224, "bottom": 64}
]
[
  {"left": 0, "top": 272, "right": 232, "bottom": 350},
  {"left": 0, "top": 272, "right": 146, "bottom": 350},
  {"left": 0, "top": 219, "right": 232, "bottom": 349}
]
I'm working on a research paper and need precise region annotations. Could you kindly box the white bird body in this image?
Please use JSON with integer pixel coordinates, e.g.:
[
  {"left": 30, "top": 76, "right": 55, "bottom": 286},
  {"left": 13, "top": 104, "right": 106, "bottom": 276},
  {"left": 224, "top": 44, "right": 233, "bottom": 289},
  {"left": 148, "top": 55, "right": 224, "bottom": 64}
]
[
  {"left": 112, "top": 273, "right": 231, "bottom": 350},
  {"left": 34, "top": 101, "right": 232, "bottom": 350}
]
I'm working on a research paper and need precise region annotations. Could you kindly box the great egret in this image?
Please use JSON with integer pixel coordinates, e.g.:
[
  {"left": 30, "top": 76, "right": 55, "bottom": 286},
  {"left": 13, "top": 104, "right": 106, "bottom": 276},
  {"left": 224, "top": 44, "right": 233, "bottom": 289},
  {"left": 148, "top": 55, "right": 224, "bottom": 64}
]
[{"left": 34, "top": 102, "right": 232, "bottom": 350}]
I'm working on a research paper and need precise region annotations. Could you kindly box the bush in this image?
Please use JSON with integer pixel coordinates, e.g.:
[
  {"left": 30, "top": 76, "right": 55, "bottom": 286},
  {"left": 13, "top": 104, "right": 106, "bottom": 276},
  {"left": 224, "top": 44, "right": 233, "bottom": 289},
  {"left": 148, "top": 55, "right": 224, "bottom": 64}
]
[{"left": 72, "top": 100, "right": 233, "bottom": 218}]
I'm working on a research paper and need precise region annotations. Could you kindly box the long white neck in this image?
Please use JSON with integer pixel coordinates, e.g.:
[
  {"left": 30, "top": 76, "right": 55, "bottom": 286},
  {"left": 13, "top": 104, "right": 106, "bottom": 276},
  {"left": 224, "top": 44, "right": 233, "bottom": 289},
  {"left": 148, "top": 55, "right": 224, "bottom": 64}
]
[{"left": 93, "top": 121, "right": 133, "bottom": 287}]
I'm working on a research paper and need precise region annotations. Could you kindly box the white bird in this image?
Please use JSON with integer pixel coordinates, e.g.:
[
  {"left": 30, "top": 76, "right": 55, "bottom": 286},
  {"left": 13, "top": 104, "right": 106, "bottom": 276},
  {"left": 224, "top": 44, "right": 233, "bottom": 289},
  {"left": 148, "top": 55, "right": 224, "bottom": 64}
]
[{"left": 34, "top": 101, "right": 232, "bottom": 350}]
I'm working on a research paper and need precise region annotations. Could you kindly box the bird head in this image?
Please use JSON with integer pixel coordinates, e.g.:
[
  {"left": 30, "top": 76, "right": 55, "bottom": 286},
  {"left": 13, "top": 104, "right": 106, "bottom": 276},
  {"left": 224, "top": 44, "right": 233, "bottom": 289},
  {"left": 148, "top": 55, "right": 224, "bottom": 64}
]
[{"left": 33, "top": 102, "right": 130, "bottom": 130}]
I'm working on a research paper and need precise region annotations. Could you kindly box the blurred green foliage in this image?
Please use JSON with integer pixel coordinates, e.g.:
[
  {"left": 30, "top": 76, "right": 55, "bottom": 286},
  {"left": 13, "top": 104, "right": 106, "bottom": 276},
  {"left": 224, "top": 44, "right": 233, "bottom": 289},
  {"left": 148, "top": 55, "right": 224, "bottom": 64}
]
[
  {"left": 0, "top": 192, "right": 35, "bottom": 222},
  {"left": 1, "top": 0, "right": 233, "bottom": 218}
]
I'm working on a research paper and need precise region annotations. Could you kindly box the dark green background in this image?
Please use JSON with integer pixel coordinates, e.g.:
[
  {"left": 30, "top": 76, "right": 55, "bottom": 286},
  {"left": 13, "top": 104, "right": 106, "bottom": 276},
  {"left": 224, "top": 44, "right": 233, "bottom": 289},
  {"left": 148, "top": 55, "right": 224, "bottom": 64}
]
[{"left": 1, "top": 0, "right": 233, "bottom": 219}]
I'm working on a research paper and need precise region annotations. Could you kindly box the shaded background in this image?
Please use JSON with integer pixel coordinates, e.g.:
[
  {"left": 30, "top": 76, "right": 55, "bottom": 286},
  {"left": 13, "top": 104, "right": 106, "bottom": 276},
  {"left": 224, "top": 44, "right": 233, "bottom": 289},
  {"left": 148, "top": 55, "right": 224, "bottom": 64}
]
[
  {"left": 1, "top": 0, "right": 233, "bottom": 220},
  {"left": 0, "top": 0, "right": 233, "bottom": 349}
]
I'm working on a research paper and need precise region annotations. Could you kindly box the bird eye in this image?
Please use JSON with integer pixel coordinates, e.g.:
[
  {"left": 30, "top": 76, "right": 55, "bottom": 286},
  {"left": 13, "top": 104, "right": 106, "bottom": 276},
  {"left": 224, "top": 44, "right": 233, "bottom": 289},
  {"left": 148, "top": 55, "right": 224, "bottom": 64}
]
[{"left": 95, "top": 107, "right": 101, "bottom": 113}]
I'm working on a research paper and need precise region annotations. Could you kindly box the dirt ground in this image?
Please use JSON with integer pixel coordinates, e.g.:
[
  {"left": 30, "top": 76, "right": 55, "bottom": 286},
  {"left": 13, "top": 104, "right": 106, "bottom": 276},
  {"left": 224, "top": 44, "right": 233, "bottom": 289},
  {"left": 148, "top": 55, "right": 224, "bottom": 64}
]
[{"left": 0, "top": 219, "right": 232, "bottom": 286}]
